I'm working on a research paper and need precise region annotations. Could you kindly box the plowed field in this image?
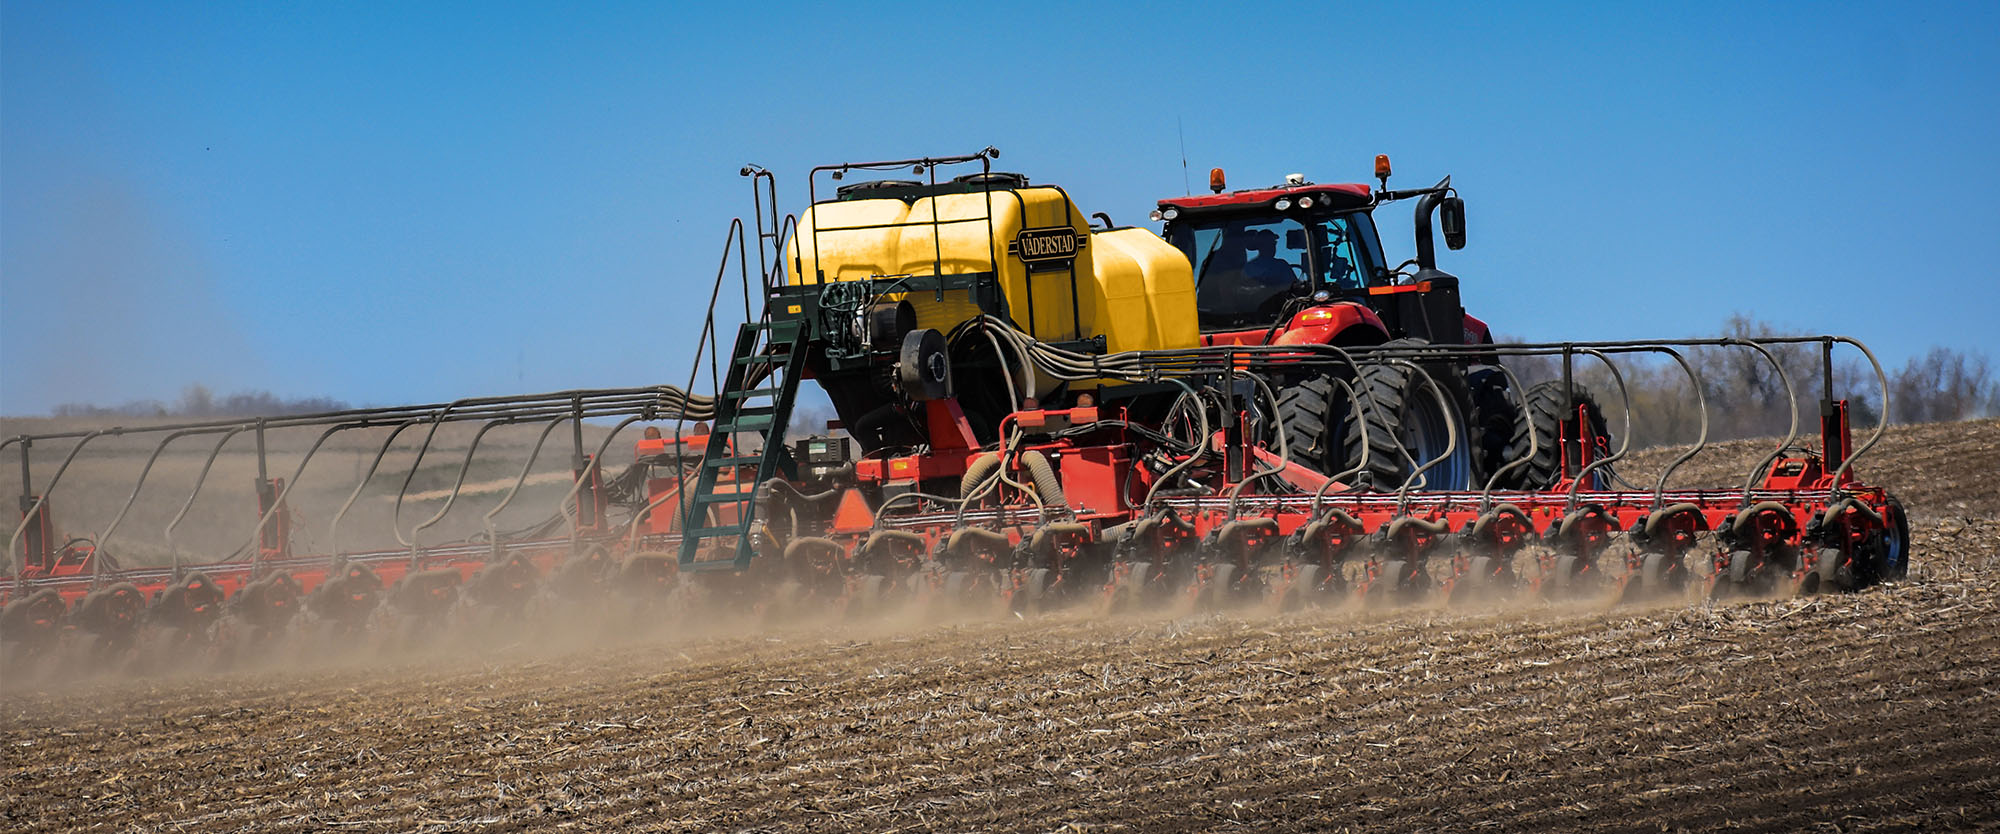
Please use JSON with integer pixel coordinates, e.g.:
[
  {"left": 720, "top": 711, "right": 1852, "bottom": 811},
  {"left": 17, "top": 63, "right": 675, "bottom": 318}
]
[{"left": 4, "top": 420, "right": 1997, "bottom": 832}]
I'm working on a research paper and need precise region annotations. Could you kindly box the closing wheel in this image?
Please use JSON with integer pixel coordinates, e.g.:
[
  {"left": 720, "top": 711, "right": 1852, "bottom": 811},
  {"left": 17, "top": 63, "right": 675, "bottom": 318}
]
[
  {"left": 943, "top": 571, "right": 973, "bottom": 599},
  {"left": 1640, "top": 552, "right": 1688, "bottom": 597},
  {"left": 1336, "top": 339, "right": 1477, "bottom": 490},
  {"left": 555, "top": 545, "right": 614, "bottom": 598},
  {"left": 1364, "top": 559, "right": 1407, "bottom": 603},
  {"left": 1879, "top": 496, "right": 1910, "bottom": 582},
  {"left": 1277, "top": 564, "right": 1323, "bottom": 609},
  {"left": 1816, "top": 544, "right": 1856, "bottom": 592},
  {"left": 849, "top": 574, "right": 890, "bottom": 617},
  {"left": 1, "top": 589, "right": 68, "bottom": 646},
  {"left": 234, "top": 572, "right": 303, "bottom": 630},
  {"left": 1446, "top": 556, "right": 1495, "bottom": 605},
  {"left": 1549, "top": 555, "right": 1586, "bottom": 595},
  {"left": 1731, "top": 549, "right": 1755, "bottom": 583},
  {"left": 1013, "top": 568, "right": 1053, "bottom": 614},
  {"left": 1712, "top": 549, "right": 1754, "bottom": 599},
  {"left": 767, "top": 580, "right": 806, "bottom": 613},
  {"left": 1112, "top": 561, "right": 1154, "bottom": 610},
  {"left": 1203, "top": 563, "right": 1241, "bottom": 608}
]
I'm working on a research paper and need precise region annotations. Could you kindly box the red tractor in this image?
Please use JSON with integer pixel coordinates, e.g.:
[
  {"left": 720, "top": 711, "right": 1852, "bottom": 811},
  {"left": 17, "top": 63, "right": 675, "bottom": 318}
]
[{"left": 1152, "top": 157, "right": 1588, "bottom": 492}]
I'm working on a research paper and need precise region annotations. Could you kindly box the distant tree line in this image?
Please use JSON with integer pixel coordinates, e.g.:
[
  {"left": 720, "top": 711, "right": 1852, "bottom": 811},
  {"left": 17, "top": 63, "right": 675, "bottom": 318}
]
[
  {"left": 52, "top": 384, "right": 348, "bottom": 418},
  {"left": 1504, "top": 314, "right": 1999, "bottom": 449}
]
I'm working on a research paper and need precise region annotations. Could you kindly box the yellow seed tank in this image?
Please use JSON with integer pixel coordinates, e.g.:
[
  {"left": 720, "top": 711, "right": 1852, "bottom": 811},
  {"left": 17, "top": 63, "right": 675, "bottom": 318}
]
[{"left": 787, "top": 184, "right": 1199, "bottom": 358}]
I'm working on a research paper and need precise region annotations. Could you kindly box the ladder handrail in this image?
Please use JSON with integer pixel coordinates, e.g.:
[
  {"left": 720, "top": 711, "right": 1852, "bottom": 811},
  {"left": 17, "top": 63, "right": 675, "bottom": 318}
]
[{"left": 677, "top": 320, "right": 808, "bottom": 570}]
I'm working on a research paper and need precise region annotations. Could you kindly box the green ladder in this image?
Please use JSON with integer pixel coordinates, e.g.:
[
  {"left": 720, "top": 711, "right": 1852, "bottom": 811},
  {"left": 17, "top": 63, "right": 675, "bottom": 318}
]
[{"left": 678, "top": 319, "right": 808, "bottom": 571}]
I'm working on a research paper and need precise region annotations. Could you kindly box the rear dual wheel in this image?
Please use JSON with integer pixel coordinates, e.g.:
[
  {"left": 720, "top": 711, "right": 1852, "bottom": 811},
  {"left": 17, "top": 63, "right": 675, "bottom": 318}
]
[
  {"left": 1276, "top": 338, "right": 1478, "bottom": 490},
  {"left": 1493, "top": 381, "right": 1612, "bottom": 491}
]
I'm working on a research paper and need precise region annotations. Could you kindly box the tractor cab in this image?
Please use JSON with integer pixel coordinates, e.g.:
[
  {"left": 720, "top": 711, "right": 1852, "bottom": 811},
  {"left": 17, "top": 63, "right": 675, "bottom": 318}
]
[
  {"left": 1154, "top": 162, "right": 1486, "bottom": 349},
  {"left": 1158, "top": 177, "right": 1384, "bottom": 333}
]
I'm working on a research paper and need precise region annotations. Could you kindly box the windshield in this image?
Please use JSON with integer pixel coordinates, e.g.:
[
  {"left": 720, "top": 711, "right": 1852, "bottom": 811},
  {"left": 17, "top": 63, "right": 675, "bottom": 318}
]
[{"left": 1167, "top": 212, "right": 1379, "bottom": 329}]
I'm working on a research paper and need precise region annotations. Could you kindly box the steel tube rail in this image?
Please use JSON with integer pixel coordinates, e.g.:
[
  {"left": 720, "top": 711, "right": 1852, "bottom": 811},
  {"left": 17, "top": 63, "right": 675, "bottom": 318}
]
[
  {"left": 1562, "top": 348, "right": 1635, "bottom": 514},
  {"left": 481, "top": 417, "right": 571, "bottom": 555},
  {"left": 329, "top": 420, "right": 424, "bottom": 561},
  {"left": 556, "top": 415, "right": 651, "bottom": 557},
  {"left": 94, "top": 426, "right": 239, "bottom": 564},
  {"left": 158, "top": 427, "right": 253, "bottom": 582},
  {"left": 1647, "top": 347, "right": 1711, "bottom": 509},
  {"left": 408, "top": 419, "right": 510, "bottom": 559},
  {"left": 234, "top": 422, "right": 357, "bottom": 575},
  {"left": 7, "top": 430, "right": 110, "bottom": 582},
  {"left": 2, "top": 385, "right": 700, "bottom": 449}
]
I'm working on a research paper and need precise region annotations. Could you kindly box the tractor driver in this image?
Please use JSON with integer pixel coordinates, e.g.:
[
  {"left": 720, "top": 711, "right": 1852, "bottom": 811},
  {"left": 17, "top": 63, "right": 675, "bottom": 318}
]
[
  {"left": 1240, "top": 228, "right": 1296, "bottom": 285},
  {"left": 1196, "top": 225, "right": 1305, "bottom": 327},
  {"left": 1237, "top": 227, "right": 1304, "bottom": 316}
]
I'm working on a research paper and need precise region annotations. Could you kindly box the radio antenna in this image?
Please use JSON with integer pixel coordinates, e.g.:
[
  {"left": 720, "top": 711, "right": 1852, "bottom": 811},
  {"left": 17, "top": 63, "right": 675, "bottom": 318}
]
[{"left": 1178, "top": 117, "right": 1191, "bottom": 196}]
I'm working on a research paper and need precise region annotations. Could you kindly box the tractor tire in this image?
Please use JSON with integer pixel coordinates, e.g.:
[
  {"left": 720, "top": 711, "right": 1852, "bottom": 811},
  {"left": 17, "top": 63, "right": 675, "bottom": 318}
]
[
  {"left": 1494, "top": 380, "right": 1612, "bottom": 491},
  {"left": 1335, "top": 339, "right": 1477, "bottom": 490},
  {"left": 1465, "top": 365, "right": 1521, "bottom": 487},
  {"left": 1275, "top": 373, "right": 1341, "bottom": 474}
]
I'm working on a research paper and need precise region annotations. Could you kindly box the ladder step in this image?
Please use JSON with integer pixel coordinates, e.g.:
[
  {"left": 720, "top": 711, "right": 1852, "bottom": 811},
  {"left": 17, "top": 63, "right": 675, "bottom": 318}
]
[
  {"left": 693, "top": 492, "right": 753, "bottom": 506},
  {"left": 719, "top": 415, "right": 774, "bottom": 432},
  {"left": 684, "top": 525, "right": 747, "bottom": 539},
  {"left": 722, "top": 387, "right": 785, "bottom": 400},
  {"left": 703, "top": 455, "right": 765, "bottom": 468}
]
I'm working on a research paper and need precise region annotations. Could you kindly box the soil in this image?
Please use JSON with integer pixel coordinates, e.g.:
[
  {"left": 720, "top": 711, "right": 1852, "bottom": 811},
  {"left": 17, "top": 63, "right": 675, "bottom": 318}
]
[{"left": 2, "top": 420, "right": 1996, "bottom": 832}]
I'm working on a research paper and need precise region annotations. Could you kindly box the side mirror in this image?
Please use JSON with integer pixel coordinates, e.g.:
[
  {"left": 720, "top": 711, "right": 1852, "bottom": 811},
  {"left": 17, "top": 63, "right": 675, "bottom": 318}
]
[
  {"left": 1284, "top": 228, "right": 1308, "bottom": 250},
  {"left": 1440, "top": 196, "right": 1467, "bottom": 250}
]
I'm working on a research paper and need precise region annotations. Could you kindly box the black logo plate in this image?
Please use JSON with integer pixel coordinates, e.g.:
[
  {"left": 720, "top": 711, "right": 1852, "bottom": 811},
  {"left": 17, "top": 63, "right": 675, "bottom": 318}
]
[{"left": 1009, "top": 225, "right": 1086, "bottom": 270}]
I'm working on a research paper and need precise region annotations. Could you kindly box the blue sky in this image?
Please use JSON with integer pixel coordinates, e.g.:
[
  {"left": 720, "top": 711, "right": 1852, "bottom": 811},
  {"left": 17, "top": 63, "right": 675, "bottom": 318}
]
[{"left": 3, "top": 1, "right": 1996, "bottom": 414}]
